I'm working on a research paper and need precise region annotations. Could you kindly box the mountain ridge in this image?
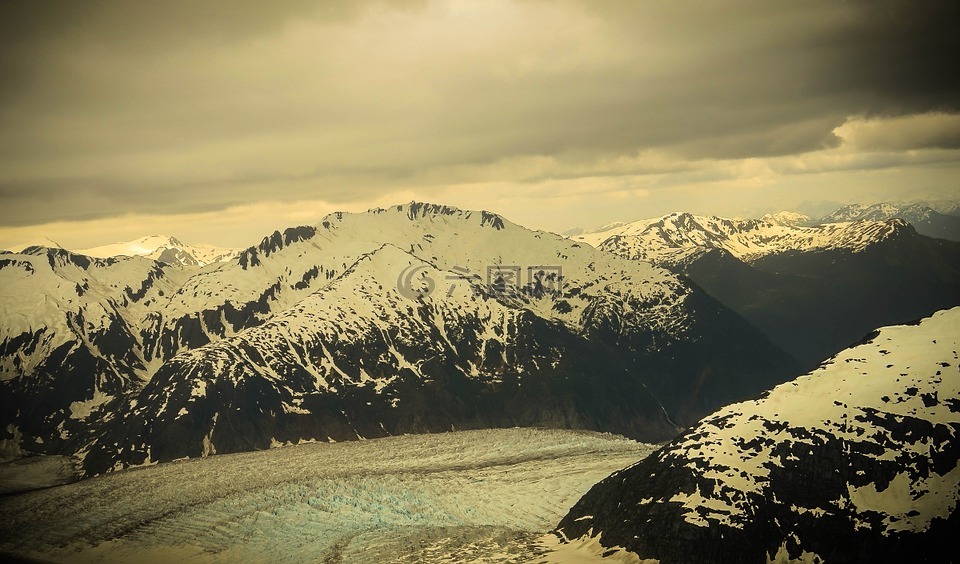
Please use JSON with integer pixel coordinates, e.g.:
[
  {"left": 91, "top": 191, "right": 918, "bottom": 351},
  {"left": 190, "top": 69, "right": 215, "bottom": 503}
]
[
  {"left": 570, "top": 209, "right": 960, "bottom": 368},
  {"left": 818, "top": 202, "right": 960, "bottom": 242},
  {"left": 573, "top": 212, "right": 909, "bottom": 266},
  {"left": 557, "top": 306, "right": 960, "bottom": 563},
  {"left": 77, "top": 234, "right": 241, "bottom": 267}
]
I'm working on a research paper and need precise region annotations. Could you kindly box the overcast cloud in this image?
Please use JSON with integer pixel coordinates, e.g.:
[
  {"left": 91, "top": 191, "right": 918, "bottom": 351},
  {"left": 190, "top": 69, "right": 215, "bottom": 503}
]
[{"left": 1, "top": 0, "right": 958, "bottom": 248}]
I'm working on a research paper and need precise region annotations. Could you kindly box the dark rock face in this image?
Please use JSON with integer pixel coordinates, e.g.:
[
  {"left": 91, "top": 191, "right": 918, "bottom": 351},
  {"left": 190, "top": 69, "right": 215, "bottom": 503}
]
[
  {"left": 557, "top": 308, "right": 960, "bottom": 563},
  {"left": 154, "top": 247, "right": 199, "bottom": 266},
  {"left": 237, "top": 226, "right": 318, "bottom": 270}
]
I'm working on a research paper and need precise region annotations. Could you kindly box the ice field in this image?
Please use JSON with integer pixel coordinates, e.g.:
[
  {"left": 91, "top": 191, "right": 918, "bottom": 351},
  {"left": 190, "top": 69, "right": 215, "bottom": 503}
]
[{"left": 0, "top": 428, "right": 654, "bottom": 563}]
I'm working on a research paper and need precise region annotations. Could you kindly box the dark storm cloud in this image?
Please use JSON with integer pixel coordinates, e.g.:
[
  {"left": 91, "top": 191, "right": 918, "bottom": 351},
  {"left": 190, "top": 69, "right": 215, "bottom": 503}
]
[
  {"left": 801, "top": 0, "right": 960, "bottom": 114},
  {"left": 0, "top": 0, "right": 957, "bottom": 229},
  {"left": 544, "top": 0, "right": 960, "bottom": 157}
]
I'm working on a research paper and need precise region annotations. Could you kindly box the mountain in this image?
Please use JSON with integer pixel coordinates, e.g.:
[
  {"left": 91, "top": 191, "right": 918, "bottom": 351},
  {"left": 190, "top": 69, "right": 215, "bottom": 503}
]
[
  {"left": 928, "top": 200, "right": 960, "bottom": 217},
  {"left": 81, "top": 245, "right": 680, "bottom": 473},
  {"left": 819, "top": 202, "right": 960, "bottom": 242},
  {"left": 575, "top": 213, "right": 960, "bottom": 368},
  {"left": 760, "top": 210, "right": 811, "bottom": 227},
  {"left": 3, "top": 237, "right": 64, "bottom": 253},
  {"left": 0, "top": 248, "right": 191, "bottom": 461},
  {"left": 77, "top": 235, "right": 240, "bottom": 267},
  {"left": 1, "top": 203, "right": 801, "bottom": 476},
  {"left": 573, "top": 212, "right": 906, "bottom": 266},
  {"left": 557, "top": 307, "right": 960, "bottom": 563}
]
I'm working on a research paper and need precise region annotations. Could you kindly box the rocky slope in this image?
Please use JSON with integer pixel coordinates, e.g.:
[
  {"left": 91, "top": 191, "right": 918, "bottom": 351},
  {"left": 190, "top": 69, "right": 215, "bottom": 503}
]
[
  {"left": 0, "top": 247, "right": 188, "bottom": 459},
  {"left": 557, "top": 307, "right": 960, "bottom": 563}
]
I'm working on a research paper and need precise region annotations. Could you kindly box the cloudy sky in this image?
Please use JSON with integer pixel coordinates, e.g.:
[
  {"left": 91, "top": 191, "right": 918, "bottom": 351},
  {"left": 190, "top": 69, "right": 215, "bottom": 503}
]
[{"left": 1, "top": 0, "right": 958, "bottom": 249}]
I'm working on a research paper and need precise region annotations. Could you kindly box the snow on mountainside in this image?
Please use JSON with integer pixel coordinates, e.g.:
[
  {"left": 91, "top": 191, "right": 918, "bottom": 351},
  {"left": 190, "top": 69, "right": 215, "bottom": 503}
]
[
  {"left": 144, "top": 202, "right": 787, "bottom": 373},
  {"left": 821, "top": 202, "right": 905, "bottom": 222},
  {"left": 81, "top": 244, "right": 682, "bottom": 473},
  {"left": 558, "top": 307, "right": 960, "bottom": 563},
  {"left": 573, "top": 211, "right": 906, "bottom": 266},
  {"left": 929, "top": 200, "right": 960, "bottom": 217},
  {"left": 0, "top": 248, "right": 190, "bottom": 453},
  {"left": 145, "top": 204, "right": 686, "bottom": 365},
  {"left": 569, "top": 208, "right": 960, "bottom": 371},
  {"left": 760, "top": 210, "right": 812, "bottom": 227},
  {"left": 78, "top": 235, "right": 240, "bottom": 267},
  {"left": 81, "top": 204, "right": 801, "bottom": 475},
  {"left": 819, "top": 202, "right": 960, "bottom": 242},
  {"left": 0, "top": 202, "right": 800, "bottom": 475}
]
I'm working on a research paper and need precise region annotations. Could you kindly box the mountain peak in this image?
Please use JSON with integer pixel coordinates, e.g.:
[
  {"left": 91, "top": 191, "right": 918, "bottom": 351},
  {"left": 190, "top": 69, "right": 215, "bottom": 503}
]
[
  {"left": 319, "top": 202, "right": 508, "bottom": 232},
  {"left": 5, "top": 237, "right": 64, "bottom": 253},
  {"left": 760, "top": 210, "right": 812, "bottom": 227},
  {"left": 76, "top": 235, "right": 239, "bottom": 267}
]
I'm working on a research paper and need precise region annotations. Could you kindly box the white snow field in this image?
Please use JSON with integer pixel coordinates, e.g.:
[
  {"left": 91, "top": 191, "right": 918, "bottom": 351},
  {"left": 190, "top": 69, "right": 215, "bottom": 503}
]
[{"left": 0, "top": 428, "right": 654, "bottom": 563}]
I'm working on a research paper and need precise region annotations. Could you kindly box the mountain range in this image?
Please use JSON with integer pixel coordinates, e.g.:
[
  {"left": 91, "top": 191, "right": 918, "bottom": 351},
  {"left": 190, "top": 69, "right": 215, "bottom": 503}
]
[
  {"left": 74, "top": 235, "right": 240, "bottom": 267},
  {"left": 2, "top": 199, "right": 958, "bottom": 561},
  {"left": 557, "top": 307, "right": 960, "bottom": 563},
  {"left": 572, "top": 201, "right": 960, "bottom": 244},
  {"left": 574, "top": 212, "right": 960, "bottom": 368},
  {"left": 1, "top": 202, "right": 800, "bottom": 477},
  {"left": 5, "top": 235, "right": 240, "bottom": 268},
  {"left": 820, "top": 202, "right": 960, "bottom": 242}
]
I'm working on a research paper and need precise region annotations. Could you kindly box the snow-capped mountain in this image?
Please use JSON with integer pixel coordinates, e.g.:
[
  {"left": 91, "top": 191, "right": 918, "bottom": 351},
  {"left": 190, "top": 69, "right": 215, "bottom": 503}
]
[
  {"left": 0, "top": 247, "right": 190, "bottom": 459},
  {"left": 3, "top": 237, "right": 64, "bottom": 253},
  {"left": 557, "top": 307, "right": 960, "bottom": 563},
  {"left": 573, "top": 211, "right": 960, "bottom": 368},
  {"left": 759, "top": 210, "right": 812, "bottom": 227},
  {"left": 83, "top": 245, "right": 683, "bottom": 472},
  {"left": 821, "top": 202, "right": 906, "bottom": 222},
  {"left": 2, "top": 202, "right": 801, "bottom": 476},
  {"left": 573, "top": 212, "right": 907, "bottom": 266},
  {"left": 77, "top": 235, "right": 240, "bottom": 267},
  {"left": 818, "top": 202, "right": 960, "bottom": 242}
]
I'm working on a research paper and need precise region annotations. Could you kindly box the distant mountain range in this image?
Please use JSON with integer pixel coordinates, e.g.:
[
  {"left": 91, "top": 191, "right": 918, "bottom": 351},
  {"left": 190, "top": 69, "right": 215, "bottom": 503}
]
[
  {"left": 573, "top": 212, "right": 908, "bottom": 266},
  {"left": 820, "top": 202, "right": 960, "bottom": 241},
  {"left": 573, "top": 211, "right": 960, "bottom": 368},
  {"left": 5, "top": 235, "right": 240, "bottom": 268},
  {"left": 1, "top": 203, "right": 800, "bottom": 476},
  {"left": 558, "top": 307, "right": 960, "bottom": 563},
  {"left": 571, "top": 200, "right": 960, "bottom": 244},
  {"left": 76, "top": 235, "right": 241, "bottom": 267}
]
